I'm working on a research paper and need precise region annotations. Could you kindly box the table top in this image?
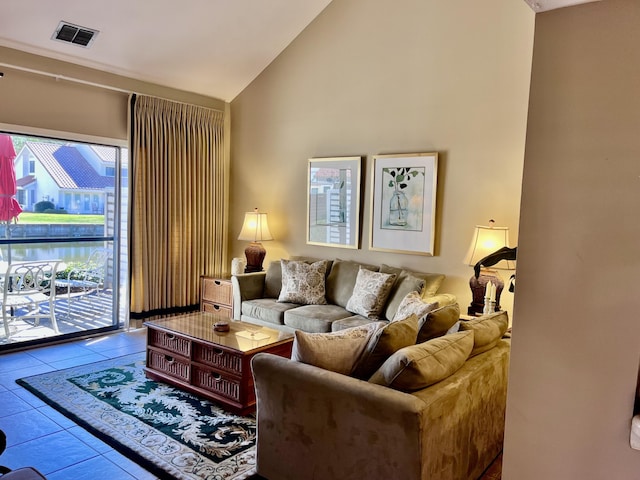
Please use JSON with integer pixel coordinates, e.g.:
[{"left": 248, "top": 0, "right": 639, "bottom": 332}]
[{"left": 144, "top": 311, "right": 294, "bottom": 353}]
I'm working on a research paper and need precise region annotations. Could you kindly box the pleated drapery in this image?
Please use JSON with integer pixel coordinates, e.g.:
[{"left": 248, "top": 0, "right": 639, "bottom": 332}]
[{"left": 130, "top": 95, "right": 227, "bottom": 316}]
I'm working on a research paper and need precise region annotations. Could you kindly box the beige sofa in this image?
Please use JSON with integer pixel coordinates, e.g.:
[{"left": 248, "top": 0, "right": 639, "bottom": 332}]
[
  {"left": 232, "top": 258, "right": 456, "bottom": 333},
  {"left": 251, "top": 311, "right": 510, "bottom": 480}
]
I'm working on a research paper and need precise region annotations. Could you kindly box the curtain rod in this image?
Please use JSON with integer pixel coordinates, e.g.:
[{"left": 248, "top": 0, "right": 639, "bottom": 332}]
[{"left": 0, "top": 62, "right": 225, "bottom": 113}]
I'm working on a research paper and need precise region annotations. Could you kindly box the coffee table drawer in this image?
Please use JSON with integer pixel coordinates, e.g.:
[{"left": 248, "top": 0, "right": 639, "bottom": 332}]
[
  {"left": 148, "top": 330, "right": 192, "bottom": 357},
  {"left": 193, "top": 343, "right": 243, "bottom": 374},
  {"left": 147, "top": 348, "right": 190, "bottom": 382},
  {"left": 192, "top": 365, "right": 241, "bottom": 402}
]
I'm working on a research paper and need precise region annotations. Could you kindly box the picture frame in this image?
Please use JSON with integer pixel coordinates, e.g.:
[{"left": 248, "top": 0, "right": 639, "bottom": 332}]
[
  {"left": 370, "top": 152, "right": 438, "bottom": 255},
  {"left": 307, "top": 156, "right": 362, "bottom": 249}
]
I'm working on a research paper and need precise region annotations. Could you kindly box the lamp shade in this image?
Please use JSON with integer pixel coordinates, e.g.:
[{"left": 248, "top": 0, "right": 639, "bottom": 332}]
[
  {"left": 463, "top": 223, "right": 514, "bottom": 269},
  {"left": 238, "top": 208, "right": 273, "bottom": 242}
]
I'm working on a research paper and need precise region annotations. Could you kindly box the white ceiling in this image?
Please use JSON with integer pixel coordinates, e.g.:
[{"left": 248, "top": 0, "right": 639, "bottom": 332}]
[
  {"left": 522, "top": 0, "right": 601, "bottom": 12},
  {"left": 0, "top": 0, "right": 600, "bottom": 102},
  {"left": 0, "top": 0, "right": 333, "bottom": 102}
]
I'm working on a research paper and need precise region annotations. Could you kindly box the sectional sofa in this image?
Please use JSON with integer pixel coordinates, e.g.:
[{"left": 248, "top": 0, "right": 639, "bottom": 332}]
[{"left": 251, "top": 310, "right": 511, "bottom": 480}]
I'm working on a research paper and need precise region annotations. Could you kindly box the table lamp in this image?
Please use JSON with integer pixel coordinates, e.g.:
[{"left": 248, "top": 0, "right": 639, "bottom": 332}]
[
  {"left": 238, "top": 208, "right": 273, "bottom": 273},
  {"left": 463, "top": 220, "right": 514, "bottom": 315}
]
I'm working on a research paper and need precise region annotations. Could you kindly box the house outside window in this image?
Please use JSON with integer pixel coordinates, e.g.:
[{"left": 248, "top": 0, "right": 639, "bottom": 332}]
[{"left": 0, "top": 132, "right": 128, "bottom": 351}]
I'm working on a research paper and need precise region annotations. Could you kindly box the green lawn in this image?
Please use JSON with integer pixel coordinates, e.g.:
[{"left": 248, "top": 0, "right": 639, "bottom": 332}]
[{"left": 17, "top": 212, "right": 105, "bottom": 224}]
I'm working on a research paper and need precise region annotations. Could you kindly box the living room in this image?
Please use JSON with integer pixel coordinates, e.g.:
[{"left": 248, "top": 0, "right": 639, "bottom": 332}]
[{"left": 1, "top": 0, "right": 640, "bottom": 479}]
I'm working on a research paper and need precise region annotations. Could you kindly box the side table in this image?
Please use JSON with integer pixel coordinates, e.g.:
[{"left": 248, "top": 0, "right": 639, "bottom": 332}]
[{"left": 201, "top": 276, "right": 233, "bottom": 319}]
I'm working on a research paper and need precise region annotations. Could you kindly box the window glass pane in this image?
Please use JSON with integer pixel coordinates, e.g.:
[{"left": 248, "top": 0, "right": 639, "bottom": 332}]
[{"left": 0, "top": 132, "right": 128, "bottom": 350}]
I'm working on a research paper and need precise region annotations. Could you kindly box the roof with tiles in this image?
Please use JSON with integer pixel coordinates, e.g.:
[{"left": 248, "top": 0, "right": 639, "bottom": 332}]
[
  {"left": 24, "top": 142, "right": 115, "bottom": 190},
  {"left": 90, "top": 145, "right": 116, "bottom": 163}
]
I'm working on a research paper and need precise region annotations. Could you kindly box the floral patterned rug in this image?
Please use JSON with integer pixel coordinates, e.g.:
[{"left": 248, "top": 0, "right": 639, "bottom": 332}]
[{"left": 17, "top": 353, "right": 256, "bottom": 480}]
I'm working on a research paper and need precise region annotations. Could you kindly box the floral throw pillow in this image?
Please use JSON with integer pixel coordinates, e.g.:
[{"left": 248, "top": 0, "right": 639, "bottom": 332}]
[
  {"left": 393, "top": 291, "right": 439, "bottom": 322},
  {"left": 277, "top": 259, "right": 329, "bottom": 305},
  {"left": 345, "top": 267, "right": 397, "bottom": 318}
]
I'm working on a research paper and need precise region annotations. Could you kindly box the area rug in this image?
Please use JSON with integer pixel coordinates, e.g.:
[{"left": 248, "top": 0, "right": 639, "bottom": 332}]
[{"left": 16, "top": 353, "right": 257, "bottom": 480}]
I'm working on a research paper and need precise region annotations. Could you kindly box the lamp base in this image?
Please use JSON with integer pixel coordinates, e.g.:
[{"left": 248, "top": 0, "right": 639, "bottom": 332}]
[
  {"left": 244, "top": 242, "right": 266, "bottom": 273},
  {"left": 468, "top": 268, "right": 504, "bottom": 316}
]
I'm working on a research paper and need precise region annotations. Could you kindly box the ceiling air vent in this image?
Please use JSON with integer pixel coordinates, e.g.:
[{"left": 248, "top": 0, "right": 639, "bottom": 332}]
[{"left": 52, "top": 21, "right": 98, "bottom": 48}]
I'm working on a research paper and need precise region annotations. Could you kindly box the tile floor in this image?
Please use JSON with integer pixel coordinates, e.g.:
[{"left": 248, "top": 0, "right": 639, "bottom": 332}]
[{"left": 0, "top": 327, "right": 158, "bottom": 479}]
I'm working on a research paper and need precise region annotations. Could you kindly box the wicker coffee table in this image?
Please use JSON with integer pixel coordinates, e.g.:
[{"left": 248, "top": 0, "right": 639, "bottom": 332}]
[{"left": 144, "top": 311, "right": 294, "bottom": 414}]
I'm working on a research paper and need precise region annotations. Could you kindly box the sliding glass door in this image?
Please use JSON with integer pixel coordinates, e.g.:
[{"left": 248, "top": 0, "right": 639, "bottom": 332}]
[{"left": 0, "top": 132, "right": 128, "bottom": 350}]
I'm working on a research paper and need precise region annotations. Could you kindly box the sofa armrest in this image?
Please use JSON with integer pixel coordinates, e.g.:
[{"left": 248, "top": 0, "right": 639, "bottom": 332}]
[
  {"left": 424, "top": 292, "right": 457, "bottom": 307},
  {"left": 251, "top": 353, "right": 425, "bottom": 480},
  {"left": 231, "top": 273, "right": 266, "bottom": 320}
]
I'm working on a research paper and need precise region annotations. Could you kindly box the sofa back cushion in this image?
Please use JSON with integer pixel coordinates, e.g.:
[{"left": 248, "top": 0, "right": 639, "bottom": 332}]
[
  {"left": 351, "top": 313, "right": 419, "bottom": 379},
  {"left": 416, "top": 303, "right": 461, "bottom": 343},
  {"left": 325, "top": 259, "right": 379, "bottom": 308},
  {"left": 368, "top": 330, "right": 474, "bottom": 391},
  {"left": 264, "top": 261, "right": 283, "bottom": 298},
  {"left": 380, "top": 264, "right": 445, "bottom": 297},
  {"left": 459, "top": 310, "right": 509, "bottom": 357},
  {"left": 382, "top": 272, "right": 426, "bottom": 321}
]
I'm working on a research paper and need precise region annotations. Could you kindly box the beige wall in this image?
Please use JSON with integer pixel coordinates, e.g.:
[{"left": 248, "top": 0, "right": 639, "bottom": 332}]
[
  {"left": 230, "top": 0, "right": 534, "bottom": 315},
  {"left": 503, "top": 0, "right": 640, "bottom": 478},
  {"left": 0, "top": 46, "right": 226, "bottom": 141}
]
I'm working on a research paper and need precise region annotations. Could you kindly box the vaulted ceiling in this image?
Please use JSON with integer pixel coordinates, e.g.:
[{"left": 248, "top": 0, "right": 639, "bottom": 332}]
[{"left": 0, "top": 0, "right": 600, "bottom": 102}]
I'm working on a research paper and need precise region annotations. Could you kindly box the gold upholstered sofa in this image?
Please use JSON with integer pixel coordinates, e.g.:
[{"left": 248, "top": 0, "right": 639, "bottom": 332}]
[{"left": 251, "top": 310, "right": 510, "bottom": 480}]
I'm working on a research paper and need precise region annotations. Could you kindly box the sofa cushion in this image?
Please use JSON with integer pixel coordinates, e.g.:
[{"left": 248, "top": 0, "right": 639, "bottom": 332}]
[
  {"left": 325, "top": 259, "right": 379, "bottom": 308},
  {"left": 291, "top": 322, "right": 384, "bottom": 375},
  {"left": 416, "top": 303, "right": 461, "bottom": 343},
  {"left": 284, "top": 304, "right": 354, "bottom": 333},
  {"left": 331, "top": 315, "right": 373, "bottom": 332},
  {"left": 278, "top": 259, "right": 329, "bottom": 305},
  {"left": 351, "top": 313, "right": 419, "bottom": 379},
  {"left": 393, "top": 291, "right": 439, "bottom": 323},
  {"left": 345, "top": 267, "right": 397, "bottom": 319},
  {"left": 291, "top": 256, "right": 334, "bottom": 273},
  {"left": 368, "top": 330, "right": 474, "bottom": 391},
  {"left": 264, "top": 261, "right": 283, "bottom": 298},
  {"left": 383, "top": 272, "right": 426, "bottom": 321},
  {"left": 380, "top": 264, "right": 445, "bottom": 297},
  {"left": 241, "top": 298, "right": 298, "bottom": 326},
  {"left": 459, "top": 310, "right": 509, "bottom": 357}
]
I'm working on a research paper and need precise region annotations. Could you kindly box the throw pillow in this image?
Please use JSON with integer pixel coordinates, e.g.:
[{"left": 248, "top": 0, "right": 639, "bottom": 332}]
[
  {"left": 392, "top": 291, "right": 438, "bottom": 323},
  {"left": 277, "top": 259, "right": 329, "bottom": 305},
  {"left": 383, "top": 272, "right": 426, "bottom": 321},
  {"left": 459, "top": 310, "right": 509, "bottom": 357},
  {"left": 416, "top": 303, "right": 461, "bottom": 344},
  {"left": 351, "top": 313, "right": 419, "bottom": 379},
  {"left": 325, "top": 259, "right": 379, "bottom": 308},
  {"left": 369, "top": 330, "right": 474, "bottom": 391},
  {"left": 345, "top": 267, "right": 397, "bottom": 318},
  {"left": 291, "top": 322, "right": 384, "bottom": 375}
]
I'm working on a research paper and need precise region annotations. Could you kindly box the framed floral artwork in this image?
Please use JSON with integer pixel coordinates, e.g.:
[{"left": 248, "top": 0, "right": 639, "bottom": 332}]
[
  {"left": 307, "top": 156, "right": 362, "bottom": 249},
  {"left": 370, "top": 152, "right": 438, "bottom": 255}
]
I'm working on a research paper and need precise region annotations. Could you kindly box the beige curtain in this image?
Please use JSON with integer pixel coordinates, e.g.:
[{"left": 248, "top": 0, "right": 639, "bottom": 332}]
[{"left": 130, "top": 95, "right": 227, "bottom": 315}]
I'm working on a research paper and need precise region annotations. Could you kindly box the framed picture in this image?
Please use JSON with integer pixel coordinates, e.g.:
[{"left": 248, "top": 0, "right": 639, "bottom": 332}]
[
  {"left": 370, "top": 152, "right": 438, "bottom": 255},
  {"left": 307, "top": 156, "right": 362, "bottom": 249}
]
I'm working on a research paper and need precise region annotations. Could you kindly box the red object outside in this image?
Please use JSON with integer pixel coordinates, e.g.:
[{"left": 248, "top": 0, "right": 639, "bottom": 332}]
[{"left": 0, "top": 134, "right": 22, "bottom": 222}]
